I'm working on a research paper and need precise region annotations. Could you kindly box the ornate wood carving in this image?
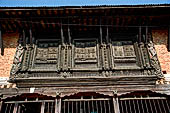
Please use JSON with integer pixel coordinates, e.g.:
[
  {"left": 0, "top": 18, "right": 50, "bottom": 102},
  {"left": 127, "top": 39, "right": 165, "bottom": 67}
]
[
  {"left": 111, "top": 41, "right": 138, "bottom": 68},
  {"left": 60, "top": 45, "right": 72, "bottom": 71},
  {"left": 10, "top": 44, "right": 24, "bottom": 76},
  {"left": 147, "top": 41, "right": 163, "bottom": 77},
  {"left": 73, "top": 39, "right": 98, "bottom": 69},
  {"left": 31, "top": 39, "right": 60, "bottom": 71},
  {"left": 100, "top": 44, "right": 110, "bottom": 70}
]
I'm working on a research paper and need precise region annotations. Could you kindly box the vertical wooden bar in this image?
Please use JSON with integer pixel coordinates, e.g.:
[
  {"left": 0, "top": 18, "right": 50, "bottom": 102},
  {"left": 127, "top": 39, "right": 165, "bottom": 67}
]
[
  {"left": 13, "top": 103, "right": 18, "bottom": 113},
  {"left": 139, "top": 26, "right": 142, "bottom": 43},
  {"left": 41, "top": 102, "right": 45, "bottom": 113},
  {"left": 145, "top": 26, "right": 148, "bottom": 44},
  {"left": 168, "top": 26, "right": 170, "bottom": 51},
  {"left": 100, "top": 26, "right": 103, "bottom": 44},
  {"left": 61, "top": 25, "right": 64, "bottom": 45},
  {"left": 0, "top": 27, "right": 4, "bottom": 55},
  {"left": 23, "top": 30, "right": 26, "bottom": 46},
  {"left": 0, "top": 101, "right": 2, "bottom": 113},
  {"left": 55, "top": 98, "right": 61, "bottom": 113},
  {"left": 68, "top": 26, "right": 71, "bottom": 45},
  {"left": 106, "top": 26, "right": 109, "bottom": 44},
  {"left": 113, "top": 97, "right": 120, "bottom": 113},
  {"left": 29, "top": 29, "right": 32, "bottom": 45}
]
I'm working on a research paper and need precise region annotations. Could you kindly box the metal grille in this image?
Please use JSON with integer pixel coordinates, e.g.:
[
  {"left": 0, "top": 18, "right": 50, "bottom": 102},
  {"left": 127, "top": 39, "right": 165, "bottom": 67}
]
[
  {"left": 119, "top": 98, "right": 170, "bottom": 113},
  {"left": 61, "top": 98, "right": 114, "bottom": 113}
]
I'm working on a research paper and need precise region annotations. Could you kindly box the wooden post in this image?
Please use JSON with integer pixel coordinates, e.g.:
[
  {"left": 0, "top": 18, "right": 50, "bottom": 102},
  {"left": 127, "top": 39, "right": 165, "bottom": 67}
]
[
  {"left": 23, "top": 30, "right": 26, "bottom": 46},
  {"left": 145, "top": 26, "right": 148, "bottom": 44},
  {"left": 13, "top": 103, "right": 18, "bottom": 113},
  {"left": 0, "top": 101, "right": 2, "bottom": 113},
  {"left": 55, "top": 98, "right": 61, "bottom": 113},
  {"left": 106, "top": 26, "right": 109, "bottom": 44},
  {"left": 29, "top": 29, "right": 32, "bottom": 45},
  {"left": 113, "top": 97, "right": 120, "bottom": 113},
  {"left": 0, "top": 27, "right": 4, "bottom": 55},
  {"left": 61, "top": 25, "right": 64, "bottom": 45},
  {"left": 139, "top": 26, "right": 142, "bottom": 43},
  {"left": 168, "top": 26, "right": 170, "bottom": 51},
  {"left": 68, "top": 26, "right": 71, "bottom": 45},
  {"left": 100, "top": 26, "right": 103, "bottom": 44},
  {"left": 41, "top": 102, "right": 45, "bottom": 113}
]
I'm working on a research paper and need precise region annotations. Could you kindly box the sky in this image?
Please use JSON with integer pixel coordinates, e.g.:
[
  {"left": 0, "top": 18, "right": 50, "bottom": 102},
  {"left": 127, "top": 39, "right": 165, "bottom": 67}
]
[{"left": 0, "top": 0, "right": 170, "bottom": 7}]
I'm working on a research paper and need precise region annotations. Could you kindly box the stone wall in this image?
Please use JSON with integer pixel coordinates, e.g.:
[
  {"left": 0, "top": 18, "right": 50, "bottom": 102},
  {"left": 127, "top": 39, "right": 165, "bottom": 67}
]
[
  {"left": 0, "top": 33, "right": 18, "bottom": 77},
  {"left": 152, "top": 30, "right": 170, "bottom": 74}
]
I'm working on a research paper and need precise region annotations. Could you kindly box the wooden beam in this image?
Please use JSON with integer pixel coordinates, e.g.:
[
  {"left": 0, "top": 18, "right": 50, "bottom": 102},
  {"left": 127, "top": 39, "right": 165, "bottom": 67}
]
[
  {"left": 68, "top": 26, "right": 71, "bottom": 45},
  {"left": 168, "top": 26, "right": 170, "bottom": 51},
  {"left": 0, "top": 26, "right": 4, "bottom": 55},
  {"left": 29, "top": 29, "right": 33, "bottom": 45},
  {"left": 106, "top": 26, "right": 109, "bottom": 43}
]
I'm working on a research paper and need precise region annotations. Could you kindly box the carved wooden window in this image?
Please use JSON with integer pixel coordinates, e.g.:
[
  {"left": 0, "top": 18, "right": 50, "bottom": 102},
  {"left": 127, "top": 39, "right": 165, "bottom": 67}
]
[
  {"left": 31, "top": 39, "right": 60, "bottom": 71},
  {"left": 112, "top": 41, "right": 138, "bottom": 68},
  {"left": 73, "top": 39, "right": 98, "bottom": 69}
]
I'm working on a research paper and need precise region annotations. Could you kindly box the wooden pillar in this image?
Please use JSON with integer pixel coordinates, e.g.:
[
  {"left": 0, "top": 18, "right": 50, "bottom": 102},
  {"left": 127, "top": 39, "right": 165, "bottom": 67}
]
[
  {"left": 100, "top": 26, "right": 103, "bottom": 44},
  {"left": 23, "top": 30, "right": 26, "bottom": 46},
  {"left": 106, "top": 26, "right": 109, "bottom": 44},
  {"left": 13, "top": 103, "right": 18, "bottom": 113},
  {"left": 0, "top": 27, "right": 4, "bottom": 55},
  {"left": 145, "top": 26, "right": 148, "bottom": 44},
  {"left": 0, "top": 101, "right": 2, "bottom": 113},
  {"left": 55, "top": 98, "right": 61, "bottom": 113},
  {"left": 113, "top": 97, "right": 120, "bottom": 113},
  {"left": 139, "top": 26, "right": 142, "bottom": 43},
  {"left": 29, "top": 29, "right": 32, "bottom": 45},
  {"left": 68, "top": 26, "right": 71, "bottom": 45},
  {"left": 41, "top": 102, "right": 45, "bottom": 113},
  {"left": 168, "top": 26, "right": 170, "bottom": 51},
  {"left": 61, "top": 25, "right": 64, "bottom": 45}
]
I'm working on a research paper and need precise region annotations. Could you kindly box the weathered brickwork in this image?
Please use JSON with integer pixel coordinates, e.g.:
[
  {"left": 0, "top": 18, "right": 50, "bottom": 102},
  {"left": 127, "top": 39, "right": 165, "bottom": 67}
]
[
  {"left": 152, "top": 30, "right": 170, "bottom": 74},
  {"left": 0, "top": 33, "right": 18, "bottom": 77}
]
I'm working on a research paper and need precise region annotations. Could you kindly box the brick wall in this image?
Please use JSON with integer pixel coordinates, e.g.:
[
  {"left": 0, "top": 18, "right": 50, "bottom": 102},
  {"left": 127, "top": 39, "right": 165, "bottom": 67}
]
[
  {"left": 0, "top": 33, "right": 18, "bottom": 77},
  {"left": 152, "top": 30, "right": 170, "bottom": 74}
]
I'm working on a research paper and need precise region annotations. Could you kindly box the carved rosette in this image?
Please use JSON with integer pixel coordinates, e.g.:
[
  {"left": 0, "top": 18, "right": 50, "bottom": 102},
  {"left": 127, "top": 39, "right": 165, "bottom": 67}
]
[
  {"left": 147, "top": 41, "right": 163, "bottom": 77},
  {"left": 10, "top": 44, "right": 24, "bottom": 77}
]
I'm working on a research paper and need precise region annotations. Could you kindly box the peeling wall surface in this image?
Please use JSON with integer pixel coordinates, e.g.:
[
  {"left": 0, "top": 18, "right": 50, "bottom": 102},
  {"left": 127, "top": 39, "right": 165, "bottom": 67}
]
[
  {"left": 0, "top": 33, "right": 18, "bottom": 77},
  {"left": 152, "top": 30, "right": 170, "bottom": 74}
]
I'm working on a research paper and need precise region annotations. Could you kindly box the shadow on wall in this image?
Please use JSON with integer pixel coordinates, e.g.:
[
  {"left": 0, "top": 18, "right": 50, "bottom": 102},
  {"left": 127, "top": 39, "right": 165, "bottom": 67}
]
[{"left": 0, "top": 33, "right": 19, "bottom": 77}]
